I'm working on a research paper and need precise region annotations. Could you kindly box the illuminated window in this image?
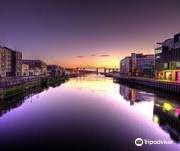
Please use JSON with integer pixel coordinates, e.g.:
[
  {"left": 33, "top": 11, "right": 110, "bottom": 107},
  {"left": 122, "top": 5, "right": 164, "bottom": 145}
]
[
  {"left": 176, "top": 62, "right": 180, "bottom": 68},
  {"left": 155, "top": 49, "right": 162, "bottom": 54},
  {"left": 164, "top": 63, "right": 168, "bottom": 68}
]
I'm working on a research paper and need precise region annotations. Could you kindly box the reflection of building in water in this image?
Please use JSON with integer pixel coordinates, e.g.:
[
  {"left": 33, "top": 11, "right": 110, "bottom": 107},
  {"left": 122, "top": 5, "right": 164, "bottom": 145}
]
[
  {"left": 153, "top": 98, "right": 180, "bottom": 142},
  {"left": 0, "top": 96, "right": 25, "bottom": 117},
  {"left": 119, "top": 85, "right": 152, "bottom": 105},
  {"left": 0, "top": 88, "right": 43, "bottom": 117}
]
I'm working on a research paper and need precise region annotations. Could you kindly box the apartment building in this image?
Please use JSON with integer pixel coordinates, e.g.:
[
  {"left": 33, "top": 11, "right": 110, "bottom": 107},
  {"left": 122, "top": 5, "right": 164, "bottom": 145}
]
[
  {"left": 22, "top": 60, "right": 47, "bottom": 76},
  {"left": 155, "top": 33, "right": 180, "bottom": 81},
  {"left": 0, "top": 46, "right": 22, "bottom": 78},
  {"left": 120, "top": 53, "right": 155, "bottom": 77}
]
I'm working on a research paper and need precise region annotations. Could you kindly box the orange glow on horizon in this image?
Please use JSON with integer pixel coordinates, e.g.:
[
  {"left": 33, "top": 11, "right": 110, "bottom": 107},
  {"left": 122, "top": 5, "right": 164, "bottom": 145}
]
[
  {"left": 58, "top": 56, "right": 120, "bottom": 68},
  {"left": 45, "top": 48, "right": 154, "bottom": 68}
]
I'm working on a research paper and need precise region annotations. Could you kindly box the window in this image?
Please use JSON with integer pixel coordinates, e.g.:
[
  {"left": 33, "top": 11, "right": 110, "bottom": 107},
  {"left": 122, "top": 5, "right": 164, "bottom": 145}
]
[
  {"left": 164, "top": 63, "right": 168, "bottom": 69},
  {"left": 176, "top": 62, "right": 180, "bottom": 68},
  {"left": 155, "top": 49, "right": 162, "bottom": 54}
]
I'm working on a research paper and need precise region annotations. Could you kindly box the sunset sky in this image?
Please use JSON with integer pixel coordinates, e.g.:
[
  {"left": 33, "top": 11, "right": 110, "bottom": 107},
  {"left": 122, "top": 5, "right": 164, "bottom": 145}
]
[{"left": 0, "top": 0, "right": 180, "bottom": 68}]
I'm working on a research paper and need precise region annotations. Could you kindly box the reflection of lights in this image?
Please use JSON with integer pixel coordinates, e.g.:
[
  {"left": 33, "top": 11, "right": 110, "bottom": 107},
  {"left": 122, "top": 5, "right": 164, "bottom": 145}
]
[
  {"left": 175, "top": 107, "right": 180, "bottom": 116},
  {"left": 67, "top": 75, "right": 117, "bottom": 96},
  {"left": 155, "top": 103, "right": 161, "bottom": 107},
  {"left": 163, "top": 102, "right": 174, "bottom": 112},
  {"left": 153, "top": 115, "right": 159, "bottom": 124},
  {"left": 131, "top": 89, "right": 136, "bottom": 102}
]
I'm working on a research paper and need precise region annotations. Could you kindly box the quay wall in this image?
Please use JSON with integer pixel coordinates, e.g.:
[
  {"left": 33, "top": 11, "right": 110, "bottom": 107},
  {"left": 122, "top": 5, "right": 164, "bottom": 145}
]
[
  {"left": 114, "top": 75, "right": 180, "bottom": 94},
  {"left": 0, "top": 76, "right": 68, "bottom": 100}
]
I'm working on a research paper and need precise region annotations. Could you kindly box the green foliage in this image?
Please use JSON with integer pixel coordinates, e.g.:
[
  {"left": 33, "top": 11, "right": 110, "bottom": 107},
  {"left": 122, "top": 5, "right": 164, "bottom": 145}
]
[
  {"left": 2, "top": 76, "right": 69, "bottom": 99},
  {"left": 5, "top": 86, "right": 25, "bottom": 98}
]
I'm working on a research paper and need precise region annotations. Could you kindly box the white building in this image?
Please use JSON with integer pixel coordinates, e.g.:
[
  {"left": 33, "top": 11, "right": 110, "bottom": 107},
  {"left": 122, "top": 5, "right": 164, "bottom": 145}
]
[{"left": 22, "top": 64, "right": 29, "bottom": 76}]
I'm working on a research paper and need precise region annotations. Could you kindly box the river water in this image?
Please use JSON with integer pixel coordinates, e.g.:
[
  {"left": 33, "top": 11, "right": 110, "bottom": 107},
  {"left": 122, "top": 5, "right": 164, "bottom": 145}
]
[{"left": 0, "top": 74, "right": 179, "bottom": 151}]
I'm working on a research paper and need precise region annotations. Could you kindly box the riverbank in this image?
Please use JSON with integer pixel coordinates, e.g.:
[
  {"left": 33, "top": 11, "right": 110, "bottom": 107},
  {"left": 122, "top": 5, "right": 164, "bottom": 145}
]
[
  {"left": 114, "top": 75, "right": 180, "bottom": 95},
  {"left": 0, "top": 76, "right": 69, "bottom": 100}
]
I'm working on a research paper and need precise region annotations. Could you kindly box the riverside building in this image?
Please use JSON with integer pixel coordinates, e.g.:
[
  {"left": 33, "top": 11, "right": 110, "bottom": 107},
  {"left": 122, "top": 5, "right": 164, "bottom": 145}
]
[
  {"left": 120, "top": 53, "right": 154, "bottom": 78},
  {"left": 0, "top": 46, "right": 22, "bottom": 78},
  {"left": 155, "top": 33, "right": 180, "bottom": 81}
]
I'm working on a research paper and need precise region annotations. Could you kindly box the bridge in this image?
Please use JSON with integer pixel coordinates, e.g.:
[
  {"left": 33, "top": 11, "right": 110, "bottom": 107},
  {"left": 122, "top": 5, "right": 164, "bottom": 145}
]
[{"left": 75, "top": 67, "right": 119, "bottom": 74}]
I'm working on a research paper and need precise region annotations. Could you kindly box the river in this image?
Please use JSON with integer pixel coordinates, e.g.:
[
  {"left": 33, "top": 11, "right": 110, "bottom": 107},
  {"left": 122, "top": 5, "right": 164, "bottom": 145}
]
[{"left": 0, "top": 74, "right": 179, "bottom": 151}]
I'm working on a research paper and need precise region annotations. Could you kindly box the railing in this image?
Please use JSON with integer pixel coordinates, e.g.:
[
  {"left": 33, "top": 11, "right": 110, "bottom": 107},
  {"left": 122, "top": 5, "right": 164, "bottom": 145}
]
[
  {"left": 115, "top": 74, "right": 180, "bottom": 86},
  {"left": 114, "top": 74, "right": 180, "bottom": 94},
  {"left": 0, "top": 76, "right": 46, "bottom": 88}
]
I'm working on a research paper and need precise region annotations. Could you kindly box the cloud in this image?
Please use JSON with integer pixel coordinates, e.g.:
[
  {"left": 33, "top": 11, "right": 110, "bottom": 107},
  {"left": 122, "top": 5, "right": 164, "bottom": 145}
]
[
  {"left": 75, "top": 54, "right": 110, "bottom": 58},
  {"left": 99, "top": 54, "right": 110, "bottom": 57},
  {"left": 76, "top": 55, "right": 85, "bottom": 58}
]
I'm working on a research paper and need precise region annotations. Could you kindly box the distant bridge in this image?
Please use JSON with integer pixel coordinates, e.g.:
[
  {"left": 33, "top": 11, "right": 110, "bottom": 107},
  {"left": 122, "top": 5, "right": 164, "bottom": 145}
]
[{"left": 76, "top": 67, "right": 119, "bottom": 74}]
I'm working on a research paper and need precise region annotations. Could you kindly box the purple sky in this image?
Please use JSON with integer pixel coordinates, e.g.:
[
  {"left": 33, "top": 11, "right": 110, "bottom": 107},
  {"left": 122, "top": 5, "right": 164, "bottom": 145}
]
[{"left": 0, "top": 0, "right": 180, "bottom": 67}]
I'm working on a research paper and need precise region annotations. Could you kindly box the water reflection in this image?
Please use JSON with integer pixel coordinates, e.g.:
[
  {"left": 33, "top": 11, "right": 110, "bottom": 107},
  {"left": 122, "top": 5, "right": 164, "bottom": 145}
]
[
  {"left": 0, "top": 74, "right": 179, "bottom": 150},
  {"left": 67, "top": 74, "right": 115, "bottom": 94},
  {"left": 120, "top": 84, "right": 180, "bottom": 143},
  {"left": 153, "top": 99, "right": 180, "bottom": 142},
  {"left": 0, "top": 88, "right": 42, "bottom": 117},
  {"left": 119, "top": 85, "right": 154, "bottom": 106}
]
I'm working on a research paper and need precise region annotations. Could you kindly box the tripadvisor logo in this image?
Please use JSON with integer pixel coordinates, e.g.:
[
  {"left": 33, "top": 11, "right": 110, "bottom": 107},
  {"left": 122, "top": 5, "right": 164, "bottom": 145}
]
[
  {"left": 135, "top": 138, "right": 143, "bottom": 146},
  {"left": 135, "top": 137, "right": 173, "bottom": 146}
]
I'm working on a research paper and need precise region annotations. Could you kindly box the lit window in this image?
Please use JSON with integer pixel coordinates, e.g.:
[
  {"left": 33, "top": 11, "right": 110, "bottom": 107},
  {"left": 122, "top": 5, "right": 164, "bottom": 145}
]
[
  {"left": 164, "top": 63, "right": 168, "bottom": 68},
  {"left": 176, "top": 62, "right": 180, "bottom": 68},
  {"left": 155, "top": 49, "right": 162, "bottom": 54}
]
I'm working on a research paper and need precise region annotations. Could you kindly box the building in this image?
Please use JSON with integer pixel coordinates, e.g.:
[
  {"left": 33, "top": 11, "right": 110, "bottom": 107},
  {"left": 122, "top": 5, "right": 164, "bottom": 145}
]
[
  {"left": 131, "top": 53, "right": 155, "bottom": 77},
  {"left": 120, "top": 53, "right": 155, "bottom": 77},
  {"left": 0, "top": 46, "right": 22, "bottom": 78},
  {"left": 120, "top": 56, "right": 132, "bottom": 76},
  {"left": 22, "top": 64, "right": 29, "bottom": 76},
  {"left": 22, "top": 60, "right": 47, "bottom": 76},
  {"left": 155, "top": 33, "right": 180, "bottom": 81},
  {"left": 47, "top": 65, "right": 63, "bottom": 77}
]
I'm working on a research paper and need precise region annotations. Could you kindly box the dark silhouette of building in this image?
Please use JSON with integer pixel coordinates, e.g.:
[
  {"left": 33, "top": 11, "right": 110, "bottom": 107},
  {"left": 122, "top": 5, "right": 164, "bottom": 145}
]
[
  {"left": 22, "top": 60, "right": 47, "bottom": 76},
  {"left": 47, "top": 65, "right": 63, "bottom": 77},
  {"left": 155, "top": 33, "right": 180, "bottom": 81}
]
